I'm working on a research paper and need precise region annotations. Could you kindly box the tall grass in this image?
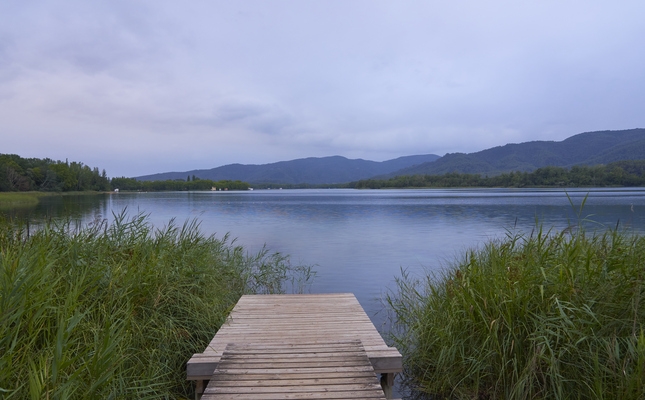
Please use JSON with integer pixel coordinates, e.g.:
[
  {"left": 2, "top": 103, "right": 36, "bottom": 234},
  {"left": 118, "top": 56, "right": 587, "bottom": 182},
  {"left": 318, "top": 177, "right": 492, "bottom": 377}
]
[
  {"left": 388, "top": 225, "right": 645, "bottom": 399},
  {"left": 0, "top": 192, "right": 48, "bottom": 209},
  {"left": 0, "top": 211, "right": 313, "bottom": 399}
]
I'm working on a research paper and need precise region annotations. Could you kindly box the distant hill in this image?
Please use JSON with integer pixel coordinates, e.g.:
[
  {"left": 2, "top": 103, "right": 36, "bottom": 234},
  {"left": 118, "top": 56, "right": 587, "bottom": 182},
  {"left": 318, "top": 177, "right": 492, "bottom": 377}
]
[
  {"left": 385, "top": 129, "right": 645, "bottom": 178},
  {"left": 135, "top": 154, "right": 441, "bottom": 184},
  {"left": 136, "top": 129, "right": 645, "bottom": 184}
]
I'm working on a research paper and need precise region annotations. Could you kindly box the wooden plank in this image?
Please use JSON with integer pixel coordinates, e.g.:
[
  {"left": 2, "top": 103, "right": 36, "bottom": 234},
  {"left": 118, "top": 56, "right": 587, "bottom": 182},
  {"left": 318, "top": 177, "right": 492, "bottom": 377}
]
[
  {"left": 210, "top": 376, "right": 379, "bottom": 384},
  {"left": 203, "top": 392, "right": 387, "bottom": 399},
  {"left": 201, "top": 341, "right": 386, "bottom": 400},
  {"left": 187, "top": 349, "right": 401, "bottom": 379},
  {"left": 187, "top": 294, "right": 402, "bottom": 382}
]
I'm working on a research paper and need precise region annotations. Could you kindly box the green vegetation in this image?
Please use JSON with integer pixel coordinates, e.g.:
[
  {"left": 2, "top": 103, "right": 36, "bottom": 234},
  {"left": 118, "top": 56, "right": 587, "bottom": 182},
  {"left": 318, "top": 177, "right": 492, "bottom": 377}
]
[
  {"left": 0, "top": 192, "right": 50, "bottom": 209},
  {"left": 0, "top": 153, "right": 254, "bottom": 194},
  {"left": 388, "top": 221, "right": 645, "bottom": 399},
  {"left": 396, "top": 129, "right": 645, "bottom": 177},
  {"left": 110, "top": 177, "right": 250, "bottom": 191},
  {"left": 0, "top": 212, "right": 313, "bottom": 399},
  {"left": 0, "top": 154, "right": 110, "bottom": 192},
  {"left": 353, "top": 161, "right": 645, "bottom": 188}
]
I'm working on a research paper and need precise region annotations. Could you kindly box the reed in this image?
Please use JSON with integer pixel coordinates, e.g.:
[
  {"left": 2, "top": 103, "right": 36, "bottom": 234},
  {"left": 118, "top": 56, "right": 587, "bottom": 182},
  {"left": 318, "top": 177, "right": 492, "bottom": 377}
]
[
  {"left": 388, "top": 225, "right": 645, "bottom": 399},
  {"left": 0, "top": 192, "right": 48, "bottom": 209},
  {"left": 0, "top": 211, "right": 313, "bottom": 399}
]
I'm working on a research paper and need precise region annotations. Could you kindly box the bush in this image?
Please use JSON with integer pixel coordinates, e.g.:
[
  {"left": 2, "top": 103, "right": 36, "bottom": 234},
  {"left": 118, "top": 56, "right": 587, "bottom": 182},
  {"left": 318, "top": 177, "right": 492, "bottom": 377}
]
[{"left": 389, "top": 226, "right": 645, "bottom": 399}]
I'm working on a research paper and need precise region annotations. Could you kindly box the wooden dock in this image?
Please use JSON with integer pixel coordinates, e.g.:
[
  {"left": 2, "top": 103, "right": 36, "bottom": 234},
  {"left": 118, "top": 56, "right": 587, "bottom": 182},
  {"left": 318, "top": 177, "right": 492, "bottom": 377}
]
[{"left": 187, "top": 293, "right": 402, "bottom": 399}]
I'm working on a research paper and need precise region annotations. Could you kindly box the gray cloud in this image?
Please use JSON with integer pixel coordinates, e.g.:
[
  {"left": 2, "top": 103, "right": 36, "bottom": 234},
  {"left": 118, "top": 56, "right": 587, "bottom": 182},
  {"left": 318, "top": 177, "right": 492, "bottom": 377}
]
[{"left": 1, "top": 0, "right": 644, "bottom": 177}]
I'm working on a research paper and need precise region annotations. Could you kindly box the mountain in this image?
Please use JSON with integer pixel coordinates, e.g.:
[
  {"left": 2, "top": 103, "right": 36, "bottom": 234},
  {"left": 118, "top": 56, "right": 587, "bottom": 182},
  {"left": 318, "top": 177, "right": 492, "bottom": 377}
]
[
  {"left": 386, "top": 129, "right": 645, "bottom": 178},
  {"left": 135, "top": 154, "right": 441, "bottom": 184},
  {"left": 135, "top": 129, "right": 645, "bottom": 184}
]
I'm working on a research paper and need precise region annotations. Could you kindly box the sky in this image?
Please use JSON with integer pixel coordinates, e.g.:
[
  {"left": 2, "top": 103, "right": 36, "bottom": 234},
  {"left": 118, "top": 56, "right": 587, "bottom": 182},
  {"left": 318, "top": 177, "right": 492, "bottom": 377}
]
[{"left": 1, "top": 1, "right": 644, "bottom": 178}]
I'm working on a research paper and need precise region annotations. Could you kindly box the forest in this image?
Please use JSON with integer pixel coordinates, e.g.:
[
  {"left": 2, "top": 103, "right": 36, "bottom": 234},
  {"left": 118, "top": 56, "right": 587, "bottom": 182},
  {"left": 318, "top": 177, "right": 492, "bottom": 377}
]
[
  {"left": 0, "top": 154, "right": 110, "bottom": 192},
  {"left": 4, "top": 152, "right": 645, "bottom": 192},
  {"left": 350, "top": 160, "right": 645, "bottom": 189},
  {"left": 110, "top": 176, "right": 250, "bottom": 191},
  {"left": 0, "top": 154, "right": 250, "bottom": 192}
]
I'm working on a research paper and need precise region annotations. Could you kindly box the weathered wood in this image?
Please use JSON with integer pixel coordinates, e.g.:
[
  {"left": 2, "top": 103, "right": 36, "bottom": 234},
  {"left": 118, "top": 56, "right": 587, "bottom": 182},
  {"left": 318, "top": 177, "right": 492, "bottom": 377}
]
[
  {"left": 188, "top": 349, "right": 402, "bottom": 379},
  {"left": 188, "top": 293, "right": 401, "bottom": 399},
  {"left": 201, "top": 341, "right": 387, "bottom": 399}
]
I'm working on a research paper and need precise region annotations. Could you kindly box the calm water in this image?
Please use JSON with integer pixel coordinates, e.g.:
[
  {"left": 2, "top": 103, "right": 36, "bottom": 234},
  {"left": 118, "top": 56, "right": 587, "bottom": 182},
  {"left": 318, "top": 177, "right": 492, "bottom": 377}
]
[
  {"left": 7, "top": 188, "right": 645, "bottom": 397},
  {"left": 9, "top": 188, "right": 645, "bottom": 326}
]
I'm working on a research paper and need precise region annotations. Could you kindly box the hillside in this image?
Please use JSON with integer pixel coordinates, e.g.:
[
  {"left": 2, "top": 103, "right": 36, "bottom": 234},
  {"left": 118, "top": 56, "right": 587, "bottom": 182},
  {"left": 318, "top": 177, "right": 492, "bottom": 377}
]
[
  {"left": 135, "top": 129, "right": 645, "bottom": 184},
  {"left": 386, "top": 129, "right": 645, "bottom": 177},
  {"left": 135, "top": 154, "right": 440, "bottom": 184}
]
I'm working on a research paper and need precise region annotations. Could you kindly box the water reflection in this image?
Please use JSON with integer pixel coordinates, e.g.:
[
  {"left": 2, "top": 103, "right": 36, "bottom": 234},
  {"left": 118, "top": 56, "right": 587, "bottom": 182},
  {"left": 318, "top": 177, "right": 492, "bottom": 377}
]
[
  {"left": 1, "top": 193, "right": 111, "bottom": 224},
  {"left": 4, "top": 188, "right": 645, "bottom": 315},
  {"left": 5, "top": 188, "right": 645, "bottom": 397}
]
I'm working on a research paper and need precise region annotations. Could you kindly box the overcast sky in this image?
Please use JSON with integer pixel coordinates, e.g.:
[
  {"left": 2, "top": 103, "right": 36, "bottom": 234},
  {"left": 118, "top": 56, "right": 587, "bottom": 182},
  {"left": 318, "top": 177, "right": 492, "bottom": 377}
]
[{"left": 1, "top": 1, "right": 644, "bottom": 177}]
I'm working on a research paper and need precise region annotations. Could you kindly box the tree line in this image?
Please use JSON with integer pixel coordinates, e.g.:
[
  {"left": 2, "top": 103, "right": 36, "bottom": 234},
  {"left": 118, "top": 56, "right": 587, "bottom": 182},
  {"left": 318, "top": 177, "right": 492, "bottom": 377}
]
[
  {"left": 0, "top": 154, "right": 252, "bottom": 193},
  {"left": 110, "top": 177, "right": 250, "bottom": 191},
  {"left": 0, "top": 154, "right": 110, "bottom": 192},
  {"left": 5, "top": 152, "right": 645, "bottom": 192},
  {"left": 350, "top": 160, "right": 645, "bottom": 189}
]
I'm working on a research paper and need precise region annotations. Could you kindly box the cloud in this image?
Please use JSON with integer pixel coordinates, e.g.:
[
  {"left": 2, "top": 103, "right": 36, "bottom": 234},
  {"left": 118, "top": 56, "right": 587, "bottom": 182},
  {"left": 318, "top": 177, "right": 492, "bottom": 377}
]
[{"left": 1, "top": 0, "right": 644, "bottom": 177}]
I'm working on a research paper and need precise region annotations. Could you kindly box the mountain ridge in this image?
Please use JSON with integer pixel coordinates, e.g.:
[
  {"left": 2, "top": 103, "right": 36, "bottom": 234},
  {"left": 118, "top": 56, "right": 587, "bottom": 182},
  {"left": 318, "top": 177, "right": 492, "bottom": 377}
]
[
  {"left": 382, "top": 128, "right": 645, "bottom": 178},
  {"left": 135, "top": 128, "right": 645, "bottom": 184},
  {"left": 135, "top": 154, "right": 441, "bottom": 184}
]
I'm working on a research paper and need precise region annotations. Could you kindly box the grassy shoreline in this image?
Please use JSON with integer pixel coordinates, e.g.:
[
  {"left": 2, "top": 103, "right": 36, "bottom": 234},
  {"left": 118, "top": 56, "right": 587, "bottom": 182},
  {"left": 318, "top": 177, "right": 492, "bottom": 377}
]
[
  {"left": 0, "top": 212, "right": 312, "bottom": 399},
  {"left": 0, "top": 191, "right": 52, "bottom": 209},
  {"left": 388, "top": 225, "right": 645, "bottom": 399},
  {"left": 0, "top": 191, "right": 113, "bottom": 211}
]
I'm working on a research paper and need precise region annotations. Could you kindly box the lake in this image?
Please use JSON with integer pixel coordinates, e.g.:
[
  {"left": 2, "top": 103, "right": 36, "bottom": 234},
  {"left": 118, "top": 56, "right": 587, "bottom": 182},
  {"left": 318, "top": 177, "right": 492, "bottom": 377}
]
[{"left": 8, "top": 188, "right": 645, "bottom": 329}]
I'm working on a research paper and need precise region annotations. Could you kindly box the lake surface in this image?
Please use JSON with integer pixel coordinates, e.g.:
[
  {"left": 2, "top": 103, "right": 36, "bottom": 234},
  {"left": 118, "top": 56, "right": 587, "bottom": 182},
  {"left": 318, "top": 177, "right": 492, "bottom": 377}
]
[
  {"left": 7, "top": 188, "right": 645, "bottom": 397},
  {"left": 9, "top": 188, "right": 645, "bottom": 328}
]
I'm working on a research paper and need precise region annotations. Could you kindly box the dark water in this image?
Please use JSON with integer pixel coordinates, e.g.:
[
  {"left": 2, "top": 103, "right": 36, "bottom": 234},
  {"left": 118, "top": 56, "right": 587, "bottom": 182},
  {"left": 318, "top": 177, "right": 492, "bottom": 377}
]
[
  {"left": 8, "top": 188, "right": 645, "bottom": 322},
  {"left": 4, "top": 193, "right": 108, "bottom": 221}
]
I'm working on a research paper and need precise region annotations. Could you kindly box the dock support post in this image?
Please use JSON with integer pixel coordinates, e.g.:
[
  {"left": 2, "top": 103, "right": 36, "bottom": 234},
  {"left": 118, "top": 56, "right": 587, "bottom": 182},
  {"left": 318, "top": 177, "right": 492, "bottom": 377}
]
[
  {"left": 381, "top": 372, "right": 395, "bottom": 399},
  {"left": 195, "top": 380, "right": 205, "bottom": 400}
]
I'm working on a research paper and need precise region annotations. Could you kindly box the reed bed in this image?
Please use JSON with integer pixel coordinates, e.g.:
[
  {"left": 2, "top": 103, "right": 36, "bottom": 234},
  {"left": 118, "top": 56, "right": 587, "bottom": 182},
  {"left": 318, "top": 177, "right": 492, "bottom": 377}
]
[
  {"left": 0, "top": 192, "right": 47, "bottom": 209},
  {"left": 0, "top": 211, "right": 313, "bottom": 399},
  {"left": 388, "top": 225, "right": 645, "bottom": 399}
]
